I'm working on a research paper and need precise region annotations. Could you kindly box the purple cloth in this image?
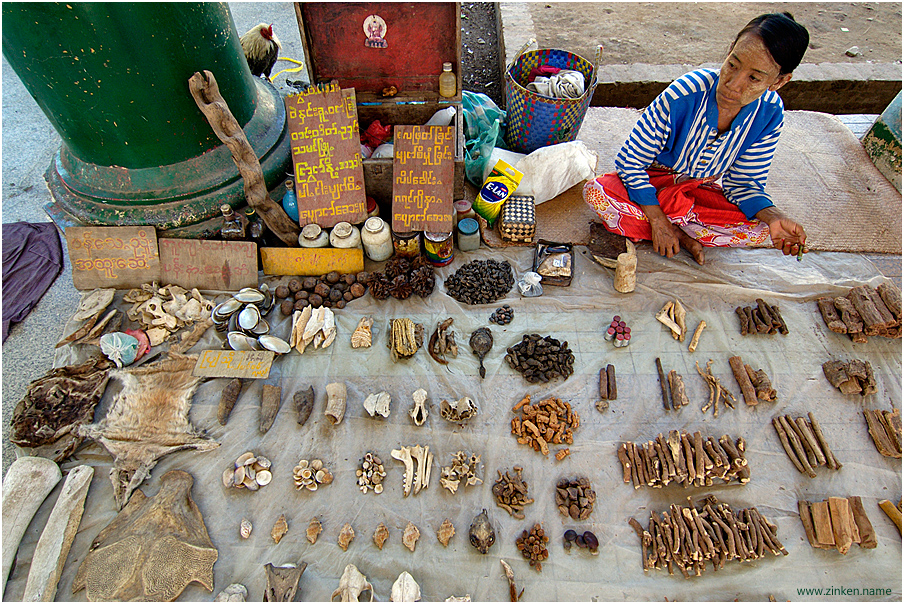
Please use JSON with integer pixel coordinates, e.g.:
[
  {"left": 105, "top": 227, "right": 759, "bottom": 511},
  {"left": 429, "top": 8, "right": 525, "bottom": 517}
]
[{"left": 2, "top": 222, "right": 63, "bottom": 342}]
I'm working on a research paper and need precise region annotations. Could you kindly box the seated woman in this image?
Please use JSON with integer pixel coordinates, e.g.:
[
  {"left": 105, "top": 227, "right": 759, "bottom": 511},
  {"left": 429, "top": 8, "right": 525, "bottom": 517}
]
[{"left": 584, "top": 13, "right": 809, "bottom": 265}]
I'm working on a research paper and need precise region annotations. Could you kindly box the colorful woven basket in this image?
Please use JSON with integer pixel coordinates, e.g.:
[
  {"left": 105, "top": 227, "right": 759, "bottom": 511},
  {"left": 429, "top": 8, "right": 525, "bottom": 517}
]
[{"left": 504, "top": 40, "right": 601, "bottom": 154}]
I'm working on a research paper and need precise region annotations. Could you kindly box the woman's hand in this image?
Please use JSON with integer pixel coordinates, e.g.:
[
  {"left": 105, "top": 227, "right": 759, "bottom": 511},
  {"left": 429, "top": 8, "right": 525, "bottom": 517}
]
[
  {"left": 641, "top": 204, "right": 681, "bottom": 257},
  {"left": 756, "top": 207, "right": 807, "bottom": 256}
]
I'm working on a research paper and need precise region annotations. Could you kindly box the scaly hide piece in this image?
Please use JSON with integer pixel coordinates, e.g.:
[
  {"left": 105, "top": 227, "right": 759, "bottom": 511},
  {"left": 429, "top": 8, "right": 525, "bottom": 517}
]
[
  {"left": 72, "top": 470, "right": 217, "bottom": 601},
  {"left": 10, "top": 357, "right": 110, "bottom": 463},
  {"left": 76, "top": 354, "right": 219, "bottom": 509}
]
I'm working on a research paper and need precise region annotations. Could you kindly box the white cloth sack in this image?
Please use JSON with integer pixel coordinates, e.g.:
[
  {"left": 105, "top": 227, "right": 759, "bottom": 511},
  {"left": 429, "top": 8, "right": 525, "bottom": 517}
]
[
  {"left": 526, "top": 69, "right": 585, "bottom": 98},
  {"left": 513, "top": 141, "right": 598, "bottom": 204}
]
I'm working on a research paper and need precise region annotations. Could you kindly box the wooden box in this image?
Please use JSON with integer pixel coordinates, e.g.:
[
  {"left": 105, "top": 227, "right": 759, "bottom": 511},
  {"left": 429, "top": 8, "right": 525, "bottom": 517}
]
[{"left": 294, "top": 2, "right": 465, "bottom": 208}]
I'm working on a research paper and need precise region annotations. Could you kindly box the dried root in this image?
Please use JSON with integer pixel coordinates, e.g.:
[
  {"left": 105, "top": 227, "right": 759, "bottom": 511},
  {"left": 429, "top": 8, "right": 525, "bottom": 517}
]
[
  {"left": 695, "top": 360, "right": 737, "bottom": 417},
  {"left": 510, "top": 395, "right": 578, "bottom": 456}
]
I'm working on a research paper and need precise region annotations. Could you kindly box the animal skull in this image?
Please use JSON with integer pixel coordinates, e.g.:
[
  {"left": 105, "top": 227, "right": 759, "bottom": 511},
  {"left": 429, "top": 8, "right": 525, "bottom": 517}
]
[
  {"left": 331, "top": 564, "right": 373, "bottom": 602},
  {"left": 363, "top": 391, "right": 391, "bottom": 418},
  {"left": 409, "top": 389, "right": 429, "bottom": 426},
  {"left": 390, "top": 571, "right": 421, "bottom": 602}
]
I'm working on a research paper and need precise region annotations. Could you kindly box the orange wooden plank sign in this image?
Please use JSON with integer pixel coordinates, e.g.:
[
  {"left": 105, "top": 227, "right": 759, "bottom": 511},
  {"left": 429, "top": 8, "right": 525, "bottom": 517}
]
[
  {"left": 158, "top": 239, "right": 257, "bottom": 291},
  {"left": 260, "top": 247, "right": 364, "bottom": 277},
  {"left": 66, "top": 226, "right": 160, "bottom": 290},
  {"left": 192, "top": 349, "right": 274, "bottom": 378},
  {"left": 391, "top": 124, "right": 454, "bottom": 233},
  {"left": 286, "top": 82, "right": 367, "bottom": 228}
]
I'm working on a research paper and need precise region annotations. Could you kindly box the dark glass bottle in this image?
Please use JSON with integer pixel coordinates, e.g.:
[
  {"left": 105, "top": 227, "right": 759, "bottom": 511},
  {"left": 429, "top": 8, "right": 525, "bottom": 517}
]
[{"left": 244, "top": 207, "right": 268, "bottom": 269}]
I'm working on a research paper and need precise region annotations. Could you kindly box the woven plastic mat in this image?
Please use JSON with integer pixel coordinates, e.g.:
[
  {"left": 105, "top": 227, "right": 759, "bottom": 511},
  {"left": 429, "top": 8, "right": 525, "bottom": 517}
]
[{"left": 485, "top": 107, "right": 902, "bottom": 253}]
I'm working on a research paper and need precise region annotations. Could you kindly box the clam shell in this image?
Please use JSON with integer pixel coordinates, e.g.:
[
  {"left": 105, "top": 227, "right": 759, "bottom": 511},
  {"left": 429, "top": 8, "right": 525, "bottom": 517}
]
[
  {"left": 297, "top": 459, "right": 309, "bottom": 469},
  {"left": 236, "top": 452, "right": 255, "bottom": 466},
  {"left": 300, "top": 468, "right": 313, "bottom": 480},
  {"left": 213, "top": 299, "right": 242, "bottom": 322},
  {"left": 234, "top": 466, "right": 246, "bottom": 485},
  {"left": 259, "top": 334, "right": 291, "bottom": 354},
  {"left": 251, "top": 319, "right": 270, "bottom": 336},
  {"left": 245, "top": 466, "right": 256, "bottom": 481},
  {"left": 255, "top": 457, "right": 272, "bottom": 469},
  {"left": 315, "top": 469, "right": 326, "bottom": 483},
  {"left": 243, "top": 476, "right": 259, "bottom": 491},
  {"left": 305, "top": 481, "right": 318, "bottom": 491},
  {"left": 228, "top": 332, "right": 260, "bottom": 351},
  {"left": 240, "top": 518, "right": 253, "bottom": 539},
  {"left": 234, "top": 289, "right": 265, "bottom": 304},
  {"left": 311, "top": 459, "right": 323, "bottom": 471},
  {"left": 238, "top": 305, "right": 261, "bottom": 330},
  {"left": 243, "top": 456, "right": 258, "bottom": 466},
  {"left": 223, "top": 468, "right": 235, "bottom": 488},
  {"left": 256, "top": 470, "right": 272, "bottom": 486}
]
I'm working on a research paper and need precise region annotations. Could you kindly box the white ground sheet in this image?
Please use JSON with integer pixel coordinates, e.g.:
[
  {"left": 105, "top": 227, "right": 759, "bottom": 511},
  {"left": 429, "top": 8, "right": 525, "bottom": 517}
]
[{"left": 4, "top": 246, "right": 901, "bottom": 602}]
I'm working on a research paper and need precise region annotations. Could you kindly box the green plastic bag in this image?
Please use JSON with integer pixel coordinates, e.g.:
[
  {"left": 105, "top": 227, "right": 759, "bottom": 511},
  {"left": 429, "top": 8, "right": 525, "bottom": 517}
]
[{"left": 462, "top": 91, "right": 507, "bottom": 186}]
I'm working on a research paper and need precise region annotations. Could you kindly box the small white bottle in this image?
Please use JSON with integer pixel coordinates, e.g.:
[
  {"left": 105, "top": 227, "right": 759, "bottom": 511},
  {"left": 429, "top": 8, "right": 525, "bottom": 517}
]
[
  {"left": 361, "top": 217, "right": 394, "bottom": 261},
  {"left": 425, "top": 106, "right": 456, "bottom": 126},
  {"left": 298, "top": 223, "right": 329, "bottom": 248},
  {"left": 329, "top": 221, "right": 362, "bottom": 249}
]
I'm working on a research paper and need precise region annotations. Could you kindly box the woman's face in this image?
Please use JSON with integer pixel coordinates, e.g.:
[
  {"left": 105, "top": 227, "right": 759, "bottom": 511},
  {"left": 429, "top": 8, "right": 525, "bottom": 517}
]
[{"left": 717, "top": 33, "right": 792, "bottom": 113}]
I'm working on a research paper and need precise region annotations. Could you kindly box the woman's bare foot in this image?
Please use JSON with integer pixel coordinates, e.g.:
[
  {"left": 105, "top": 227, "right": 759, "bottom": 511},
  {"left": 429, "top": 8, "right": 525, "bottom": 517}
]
[{"left": 676, "top": 230, "right": 706, "bottom": 265}]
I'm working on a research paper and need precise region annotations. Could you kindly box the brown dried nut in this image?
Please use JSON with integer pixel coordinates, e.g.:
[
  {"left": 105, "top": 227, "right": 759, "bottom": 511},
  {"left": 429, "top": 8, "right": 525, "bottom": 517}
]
[
  {"left": 351, "top": 282, "right": 366, "bottom": 298},
  {"left": 343, "top": 273, "right": 356, "bottom": 285},
  {"left": 556, "top": 477, "right": 595, "bottom": 520},
  {"left": 343, "top": 291, "right": 355, "bottom": 301},
  {"left": 303, "top": 277, "right": 318, "bottom": 290},
  {"left": 336, "top": 300, "right": 346, "bottom": 309},
  {"left": 295, "top": 290, "right": 309, "bottom": 300},
  {"left": 288, "top": 279, "right": 302, "bottom": 293},
  {"left": 356, "top": 271, "right": 370, "bottom": 284},
  {"left": 329, "top": 288, "right": 343, "bottom": 302},
  {"left": 314, "top": 283, "right": 331, "bottom": 298},
  {"left": 517, "top": 523, "right": 549, "bottom": 571},
  {"left": 280, "top": 300, "right": 295, "bottom": 316},
  {"left": 275, "top": 285, "right": 290, "bottom": 299},
  {"left": 308, "top": 293, "right": 323, "bottom": 308},
  {"left": 294, "top": 299, "right": 310, "bottom": 311},
  {"left": 326, "top": 271, "right": 340, "bottom": 284}
]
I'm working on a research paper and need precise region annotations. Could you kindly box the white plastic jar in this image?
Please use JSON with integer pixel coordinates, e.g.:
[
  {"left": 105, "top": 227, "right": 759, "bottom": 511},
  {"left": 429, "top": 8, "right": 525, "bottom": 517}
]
[
  {"left": 329, "top": 221, "right": 362, "bottom": 249},
  {"left": 298, "top": 223, "right": 329, "bottom": 247},
  {"left": 361, "top": 217, "right": 393, "bottom": 261}
]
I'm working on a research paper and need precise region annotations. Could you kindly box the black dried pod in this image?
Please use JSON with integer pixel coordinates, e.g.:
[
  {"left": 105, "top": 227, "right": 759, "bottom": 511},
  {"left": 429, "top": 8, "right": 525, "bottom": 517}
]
[
  {"left": 582, "top": 531, "right": 599, "bottom": 550},
  {"left": 410, "top": 265, "right": 436, "bottom": 298}
]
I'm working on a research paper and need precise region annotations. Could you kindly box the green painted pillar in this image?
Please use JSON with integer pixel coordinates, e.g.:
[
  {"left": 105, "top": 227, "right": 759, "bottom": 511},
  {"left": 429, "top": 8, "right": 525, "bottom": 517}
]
[
  {"left": 2, "top": 2, "right": 291, "bottom": 235},
  {"left": 862, "top": 90, "right": 902, "bottom": 194}
]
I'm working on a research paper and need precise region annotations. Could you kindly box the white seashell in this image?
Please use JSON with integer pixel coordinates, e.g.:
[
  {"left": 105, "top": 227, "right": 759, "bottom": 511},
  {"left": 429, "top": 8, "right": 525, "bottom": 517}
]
[
  {"left": 243, "top": 476, "right": 259, "bottom": 491},
  {"left": 300, "top": 468, "right": 313, "bottom": 480},
  {"left": 223, "top": 468, "right": 235, "bottom": 488},
  {"left": 228, "top": 332, "right": 260, "bottom": 351},
  {"left": 305, "top": 481, "right": 318, "bottom": 491},
  {"left": 297, "top": 459, "right": 309, "bottom": 469},
  {"left": 240, "top": 518, "right": 253, "bottom": 539},
  {"left": 258, "top": 334, "right": 291, "bottom": 354},
  {"left": 245, "top": 466, "right": 256, "bottom": 481},
  {"left": 234, "top": 466, "right": 246, "bottom": 485},
  {"left": 213, "top": 299, "right": 242, "bottom": 321},
  {"left": 391, "top": 571, "right": 421, "bottom": 602},
  {"left": 311, "top": 459, "right": 323, "bottom": 471},
  {"left": 374, "top": 484, "right": 384, "bottom": 494},
  {"left": 255, "top": 470, "right": 272, "bottom": 486},
  {"left": 251, "top": 319, "right": 270, "bottom": 336},
  {"left": 244, "top": 456, "right": 258, "bottom": 467},
  {"left": 256, "top": 457, "right": 271, "bottom": 469},
  {"left": 234, "top": 289, "right": 265, "bottom": 304},
  {"left": 238, "top": 305, "right": 261, "bottom": 330},
  {"left": 315, "top": 469, "right": 326, "bottom": 483},
  {"left": 236, "top": 452, "right": 255, "bottom": 466}
]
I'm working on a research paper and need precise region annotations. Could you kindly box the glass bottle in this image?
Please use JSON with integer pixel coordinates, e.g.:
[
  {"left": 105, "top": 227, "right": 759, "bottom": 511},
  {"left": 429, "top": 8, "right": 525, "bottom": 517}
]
[
  {"left": 220, "top": 204, "right": 247, "bottom": 240},
  {"left": 439, "top": 62, "right": 456, "bottom": 98},
  {"left": 329, "top": 222, "right": 362, "bottom": 249},
  {"left": 453, "top": 199, "right": 476, "bottom": 224},
  {"left": 361, "top": 217, "right": 394, "bottom": 261},
  {"left": 299, "top": 223, "right": 330, "bottom": 248},
  {"left": 244, "top": 207, "right": 266, "bottom": 247},
  {"left": 457, "top": 217, "right": 480, "bottom": 252},
  {"left": 391, "top": 229, "right": 421, "bottom": 258},
  {"left": 281, "top": 179, "right": 299, "bottom": 222}
]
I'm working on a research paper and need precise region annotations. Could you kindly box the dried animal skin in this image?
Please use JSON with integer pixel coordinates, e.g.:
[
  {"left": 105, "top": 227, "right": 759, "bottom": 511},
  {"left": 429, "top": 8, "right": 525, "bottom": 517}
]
[
  {"left": 10, "top": 358, "right": 110, "bottom": 463},
  {"left": 264, "top": 562, "right": 307, "bottom": 602},
  {"left": 338, "top": 522, "right": 355, "bottom": 551},
  {"left": 409, "top": 389, "right": 429, "bottom": 426},
  {"left": 363, "top": 391, "right": 392, "bottom": 418},
  {"left": 437, "top": 519, "right": 455, "bottom": 547},
  {"left": 240, "top": 518, "right": 253, "bottom": 539},
  {"left": 71, "top": 470, "right": 217, "bottom": 601},
  {"left": 271, "top": 514, "right": 288, "bottom": 544},
  {"left": 373, "top": 522, "right": 390, "bottom": 549},
  {"left": 402, "top": 521, "right": 421, "bottom": 552},
  {"left": 351, "top": 316, "right": 374, "bottom": 348},
  {"left": 73, "top": 288, "right": 116, "bottom": 322},
  {"left": 332, "top": 564, "right": 373, "bottom": 602},
  {"left": 391, "top": 571, "right": 421, "bottom": 602},
  {"left": 75, "top": 354, "right": 218, "bottom": 509},
  {"left": 306, "top": 517, "right": 323, "bottom": 544}
]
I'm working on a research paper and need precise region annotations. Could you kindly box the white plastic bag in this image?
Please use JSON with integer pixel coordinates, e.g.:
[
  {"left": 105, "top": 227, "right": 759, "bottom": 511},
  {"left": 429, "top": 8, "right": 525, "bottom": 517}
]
[
  {"left": 371, "top": 143, "right": 394, "bottom": 158},
  {"left": 481, "top": 148, "right": 527, "bottom": 183},
  {"left": 517, "top": 271, "right": 543, "bottom": 297},
  {"left": 513, "top": 141, "right": 598, "bottom": 204}
]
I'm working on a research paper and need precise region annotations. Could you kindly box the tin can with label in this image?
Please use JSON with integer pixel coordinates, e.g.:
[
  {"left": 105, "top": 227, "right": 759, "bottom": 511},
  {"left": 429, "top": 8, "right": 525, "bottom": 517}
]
[
  {"left": 424, "top": 231, "right": 454, "bottom": 266},
  {"left": 391, "top": 229, "right": 421, "bottom": 258}
]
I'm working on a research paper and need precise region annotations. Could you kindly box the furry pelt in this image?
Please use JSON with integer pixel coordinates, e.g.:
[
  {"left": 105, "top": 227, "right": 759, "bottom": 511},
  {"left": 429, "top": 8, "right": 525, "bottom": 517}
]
[{"left": 77, "top": 353, "right": 218, "bottom": 509}]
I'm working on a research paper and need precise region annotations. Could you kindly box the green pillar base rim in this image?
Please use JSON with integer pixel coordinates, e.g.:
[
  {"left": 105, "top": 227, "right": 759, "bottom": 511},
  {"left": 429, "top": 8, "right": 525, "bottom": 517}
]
[{"left": 44, "top": 78, "right": 292, "bottom": 230}]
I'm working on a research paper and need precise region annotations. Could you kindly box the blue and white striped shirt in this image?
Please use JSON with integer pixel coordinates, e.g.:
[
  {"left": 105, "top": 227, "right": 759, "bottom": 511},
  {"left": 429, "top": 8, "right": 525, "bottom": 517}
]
[{"left": 615, "top": 68, "right": 783, "bottom": 219}]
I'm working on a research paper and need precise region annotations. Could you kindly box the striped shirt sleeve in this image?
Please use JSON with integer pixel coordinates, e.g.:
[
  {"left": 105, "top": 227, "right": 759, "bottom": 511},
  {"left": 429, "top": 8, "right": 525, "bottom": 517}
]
[
  {"left": 722, "top": 116, "right": 782, "bottom": 219},
  {"left": 614, "top": 93, "right": 673, "bottom": 206}
]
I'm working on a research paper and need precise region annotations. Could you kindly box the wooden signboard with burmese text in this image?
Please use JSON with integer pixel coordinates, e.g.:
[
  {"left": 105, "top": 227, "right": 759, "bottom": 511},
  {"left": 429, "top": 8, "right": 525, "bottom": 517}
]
[
  {"left": 66, "top": 226, "right": 160, "bottom": 290},
  {"left": 192, "top": 349, "right": 274, "bottom": 379},
  {"left": 286, "top": 81, "right": 367, "bottom": 228},
  {"left": 391, "top": 125, "right": 454, "bottom": 233},
  {"left": 158, "top": 239, "right": 257, "bottom": 291}
]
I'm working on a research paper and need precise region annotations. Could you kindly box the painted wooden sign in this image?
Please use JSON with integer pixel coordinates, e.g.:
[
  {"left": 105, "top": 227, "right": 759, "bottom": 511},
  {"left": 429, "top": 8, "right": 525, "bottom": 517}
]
[
  {"left": 158, "top": 239, "right": 257, "bottom": 291},
  {"left": 286, "top": 82, "right": 367, "bottom": 228},
  {"left": 260, "top": 247, "right": 364, "bottom": 276},
  {"left": 66, "top": 226, "right": 160, "bottom": 290},
  {"left": 391, "top": 125, "right": 454, "bottom": 233},
  {"left": 192, "top": 349, "right": 274, "bottom": 379}
]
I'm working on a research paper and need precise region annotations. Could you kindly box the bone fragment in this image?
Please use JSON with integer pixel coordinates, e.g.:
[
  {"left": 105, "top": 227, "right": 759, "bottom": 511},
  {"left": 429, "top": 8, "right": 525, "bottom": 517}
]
[
  {"left": 499, "top": 559, "right": 520, "bottom": 602},
  {"left": 23, "top": 465, "right": 93, "bottom": 602},
  {"left": 324, "top": 382, "right": 347, "bottom": 424},
  {"left": 674, "top": 299, "right": 687, "bottom": 341},
  {"left": 263, "top": 562, "right": 307, "bottom": 602},
  {"left": 2, "top": 457, "right": 62, "bottom": 588}
]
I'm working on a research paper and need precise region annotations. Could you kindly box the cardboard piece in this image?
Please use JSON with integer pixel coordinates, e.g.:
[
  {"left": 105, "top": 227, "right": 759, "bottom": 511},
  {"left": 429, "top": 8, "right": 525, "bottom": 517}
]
[
  {"left": 286, "top": 83, "right": 367, "bottom": 228},
  {"left": 260, "top": 247, "right": 364, "bottom": 276},
  {"left": 66, "top": 226, "right": 160, "bottom": 290},
  {"left": 158, "top": 239, "right": 257, "bottom": 291},
  {"left": 192, "top": 350, "right": 274, "bottom": 379},
  {"left": 391, "top": 125, "right": 454, "bottom": 233}
]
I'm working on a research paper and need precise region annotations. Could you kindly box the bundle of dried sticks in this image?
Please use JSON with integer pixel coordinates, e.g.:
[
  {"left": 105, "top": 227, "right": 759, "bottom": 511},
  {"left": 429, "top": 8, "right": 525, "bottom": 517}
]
[
  {"left": 816, "top": 282, "right": 901, "bottom": 342},
  {"left": 735, "top": 299, "right": 788, "bottom": 336},
  {"left": 628, "top": 495, "right": 787, "bottom": 578},
  {"left": 617, "top": 431, "right": 750, "bottom": 489},
  {"left": 771, "top": 412, "right": 841, "bottom": 477}
]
